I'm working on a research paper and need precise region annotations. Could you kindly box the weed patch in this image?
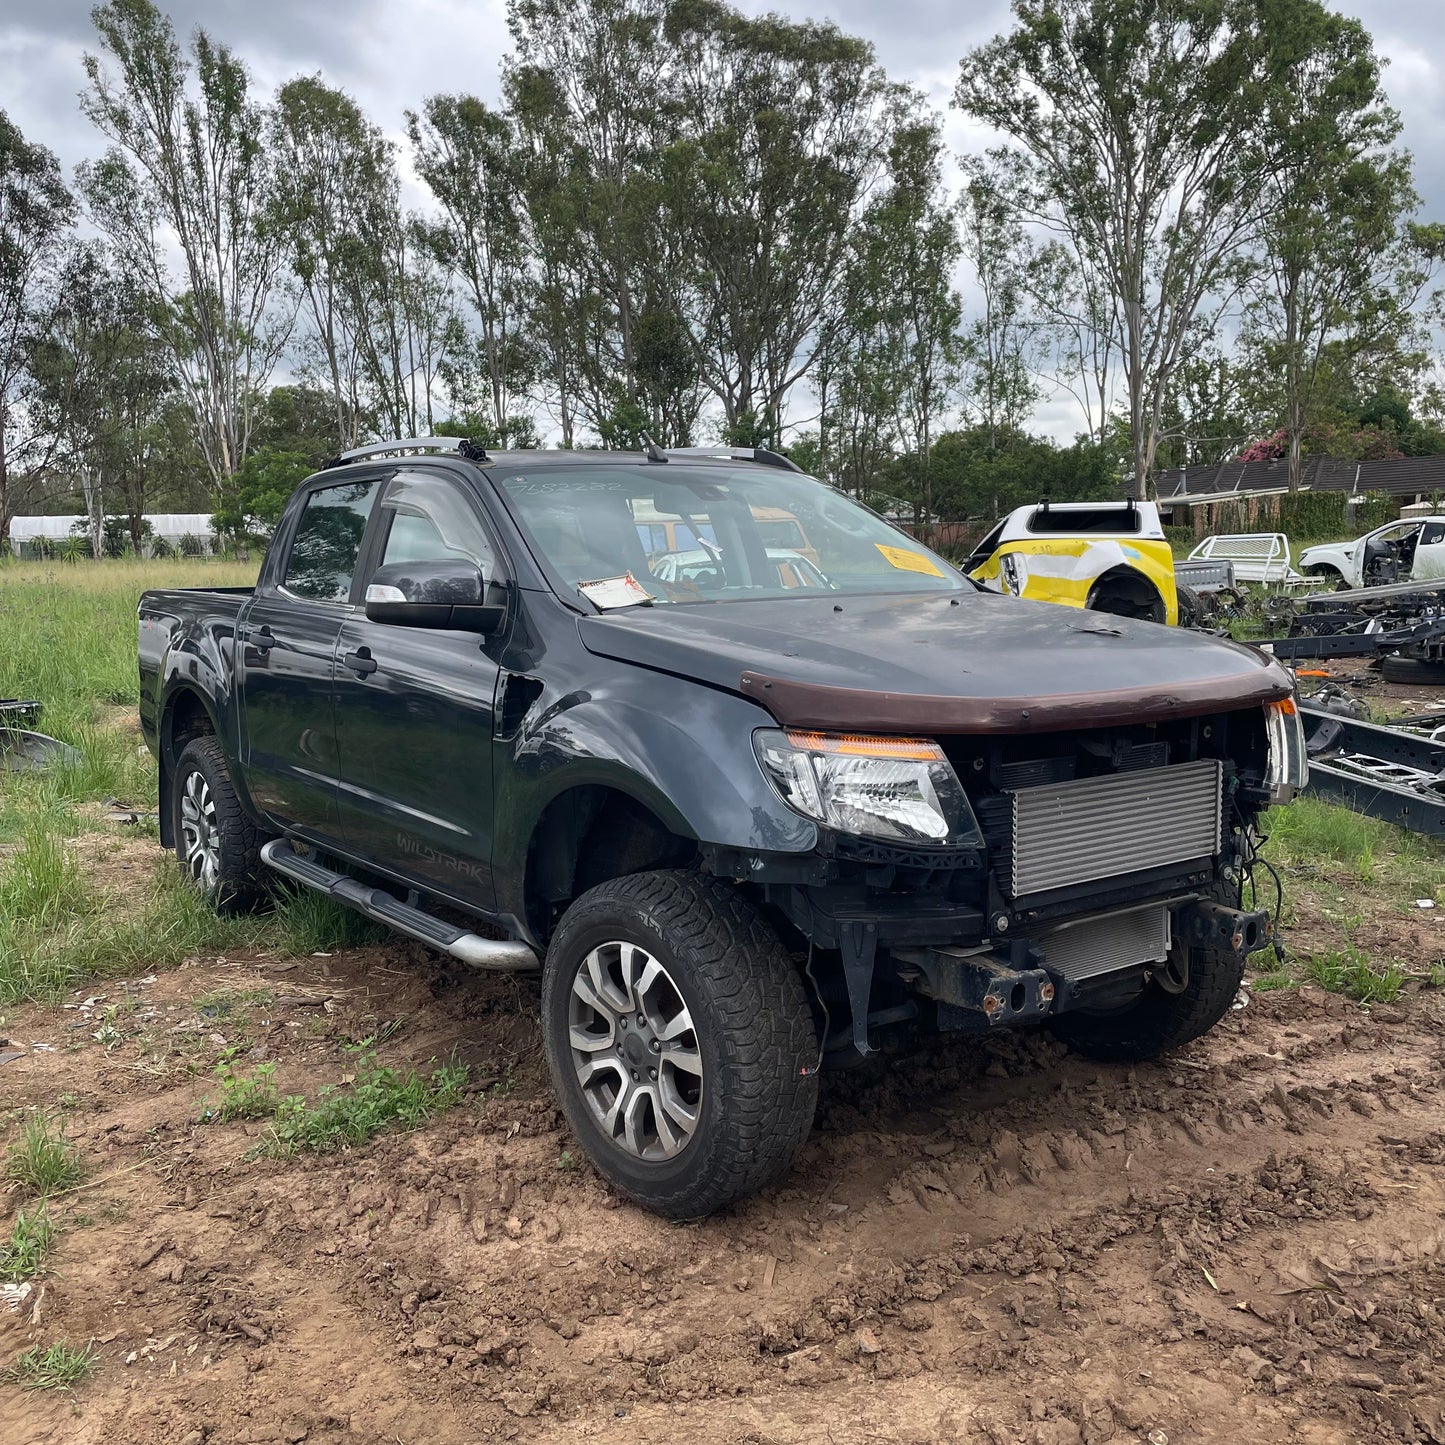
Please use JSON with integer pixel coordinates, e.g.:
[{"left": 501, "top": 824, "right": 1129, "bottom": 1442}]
[
  {"left": 261, "top": 1058, "right": 469, "bottom": 1156},
  {"left": 0, "top": 853, "right": 261, "bottom": 1005},
  {"left": 1250, "top": 969, "right": 1294, "bottom": 993},
  {"left": 1303, "top": 946, "right": 1406, "bottom": 1004},
  {"left": 205, "top": 1058, "right": 278, "bottom": 1121},
  {"left": 0, "top": 1205, "right": 56, "bottom": 1282},
  {"left": 3, "top": 1339, "right": 97, "bottom": 1391},
  {"left": 6, "top": 1112, "right": 81, "bottom": 1196}
]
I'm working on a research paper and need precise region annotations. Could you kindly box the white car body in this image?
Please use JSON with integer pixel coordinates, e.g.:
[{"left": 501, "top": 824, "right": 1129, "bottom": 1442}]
[{"left": 1298, "top": 517, "right": 1445, "bottom": 589}]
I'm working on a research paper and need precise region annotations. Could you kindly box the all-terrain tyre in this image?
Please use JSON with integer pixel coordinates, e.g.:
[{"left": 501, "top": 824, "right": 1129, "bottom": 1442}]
[
  {"left": 542, "top": 870, "right": 819, "bottom": 1219},
  {"left": 1175, "top": 583, "right": 1205, "bottom": 629},
  {"left": 171, "top": 736, "right": 271, "bottom": 914},
  {"left": 1380, "top": 653, "right": 1445, "bottom": 686},
  {"left": 1050, "top": 886, "right": 1247, "bottom": 1063}
]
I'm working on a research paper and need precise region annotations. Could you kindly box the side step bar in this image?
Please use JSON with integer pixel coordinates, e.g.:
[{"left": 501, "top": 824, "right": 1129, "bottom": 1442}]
[{"left": 260, "top": 839, "right": 540, "bottom": 971}]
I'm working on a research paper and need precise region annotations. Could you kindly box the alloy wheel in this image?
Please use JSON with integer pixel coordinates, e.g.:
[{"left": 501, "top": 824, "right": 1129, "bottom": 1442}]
[
  {"left": 567, "top": 940, "right": 703, "bottom": 1161},
  {"left": 179, "top": 769, "right": 220, "bottom": 893}
]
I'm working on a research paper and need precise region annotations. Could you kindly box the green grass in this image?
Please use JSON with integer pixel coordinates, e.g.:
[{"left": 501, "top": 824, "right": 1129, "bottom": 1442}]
[
  {"left": 0, "top": 852, "right": 263, "bottom": 1006},
  {"left": 2, "top": 1339, "right": 97, "bottom": 1391},
  {"left": 0, "top": 558, "right": 263, "bottom": 1005},
  {"left": 1249, "top": 967, "right": 1295, "bottom": 993},
  {"left": 0, "top": 557, "right": 258, "bottom": 838},
  {"left": 261, "top": 1057, "right": 469, "bottom": 1157},
  {"left": 1302, "top": 944, "right": 1407, "bottom": 1004},
  {"left": 0, "top": 1205, "right": 57, "bottom": 1282},
  {"left": 1264, "top": 796, "right": 1445, "bottom": 898},
  {"left": 273, "top": 886, "right": 388, "bottom": 953},
  {"left": 5, "top": 1112, "right": 81, "bottom": 1196}
]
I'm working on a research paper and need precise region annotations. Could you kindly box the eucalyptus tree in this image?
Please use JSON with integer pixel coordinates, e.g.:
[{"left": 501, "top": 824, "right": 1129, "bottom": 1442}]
[
  {"left": 957, "top": 162, "right": 1040, "bottom": 453},
  {"left": 505, "top": 0, "right": 669, "bottom": 436},
  {"left": 271, "top": 76, "right": 388, "bottom": 449},
  {"left": 0, "top": 110, "right": 73, "bottom": 545},
  {"left": 408, "top": 95, "right": 536, "bottom": 445},
  {"left": 823, "top": 119, "right": 963, "bottom": 519},
  {"left": 955, "top": 0, "right": 1371, "bottom": 497},
  {"left": 30, "top": 244, "right": 132, "bottom": 555},
  {"left": 1241, "top": 7, "right": 1419, "bottom": 490},
  {"left": 79, "top": 0, "right": 292, "bottom": 503},
  {"left": 658, "top": 1, "right": 900, "bottom": 439}
]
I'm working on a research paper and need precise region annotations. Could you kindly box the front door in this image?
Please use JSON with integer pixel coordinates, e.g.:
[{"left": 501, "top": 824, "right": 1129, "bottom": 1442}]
[
  {"left": 236, "top": 475, "right": 383, "bottom": 837},
  {"left": 332, "top": 469, "right": 506, "bottom": 907}
]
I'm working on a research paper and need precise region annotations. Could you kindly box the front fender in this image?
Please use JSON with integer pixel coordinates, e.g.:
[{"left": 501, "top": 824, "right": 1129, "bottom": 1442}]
[{"left": 492, "top": 676, "right": 818, "bottom": 919}]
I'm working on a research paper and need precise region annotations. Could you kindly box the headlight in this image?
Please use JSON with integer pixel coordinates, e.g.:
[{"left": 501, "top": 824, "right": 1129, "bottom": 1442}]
[
  {"left": 754, "top": 730, "right": 984, "bottom": 847},
  {"left": 1264, "top": 697, "right": 1308, "bottom": 805}
]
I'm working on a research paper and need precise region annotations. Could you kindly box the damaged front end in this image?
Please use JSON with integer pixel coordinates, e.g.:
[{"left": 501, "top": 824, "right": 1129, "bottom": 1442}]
[{"left": 714, "top": 699, "right": 1290, "bottom": 1062}]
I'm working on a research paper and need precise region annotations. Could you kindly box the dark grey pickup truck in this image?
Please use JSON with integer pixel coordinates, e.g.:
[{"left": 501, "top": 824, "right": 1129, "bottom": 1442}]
[{"left": 139, "top": 438, "right": 1306, "bottom": 1217}]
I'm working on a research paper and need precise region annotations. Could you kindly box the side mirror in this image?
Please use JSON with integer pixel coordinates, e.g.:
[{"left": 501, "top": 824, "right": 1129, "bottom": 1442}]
[{"left": 364, "top": 559, "right": 506, "bottom": 634}]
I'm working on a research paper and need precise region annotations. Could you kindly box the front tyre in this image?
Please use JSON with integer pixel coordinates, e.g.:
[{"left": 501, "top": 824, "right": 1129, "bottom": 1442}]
[
  {"left": 542, "top": 871, "right": 818, "bottom": 1219},
  {"left": 171, "top": 736, "right": 270, "bottom": 914}
]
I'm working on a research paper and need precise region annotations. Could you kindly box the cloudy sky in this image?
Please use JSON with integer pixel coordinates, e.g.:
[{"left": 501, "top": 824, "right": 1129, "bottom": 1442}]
[{"left": 4, "top": 0, "right": 1444, "bottom": 438}]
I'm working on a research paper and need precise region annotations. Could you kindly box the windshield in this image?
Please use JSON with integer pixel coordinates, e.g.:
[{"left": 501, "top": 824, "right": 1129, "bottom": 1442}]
[{"left": 493, "top": 464, "right": 965, "bottom": 606}]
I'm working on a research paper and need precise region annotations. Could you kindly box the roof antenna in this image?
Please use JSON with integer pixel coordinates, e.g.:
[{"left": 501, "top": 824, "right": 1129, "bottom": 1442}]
[{"left": 638, "top": 432, "right": 669, "bottom": 464}]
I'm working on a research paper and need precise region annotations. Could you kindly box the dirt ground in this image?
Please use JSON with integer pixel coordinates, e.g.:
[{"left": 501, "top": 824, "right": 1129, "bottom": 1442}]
[{"left": 3, "top": 887, "right": 1445, "bottom": 1445}]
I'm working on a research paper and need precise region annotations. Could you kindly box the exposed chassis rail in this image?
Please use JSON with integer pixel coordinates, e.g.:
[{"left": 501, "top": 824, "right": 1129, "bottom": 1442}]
[
  {"left": 1255, "top": 578, "right": 1445, "bottom": 663},
  {"left": 1301, "top": 705, "right": 1445, "bottom": 835}
]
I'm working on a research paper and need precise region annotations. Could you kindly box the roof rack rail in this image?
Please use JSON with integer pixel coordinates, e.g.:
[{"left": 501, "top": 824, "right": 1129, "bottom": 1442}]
[
  {"left": 664, "top": 445, "right": 803, "bottom": 474},
  {"left": 326, "top": 436, "right": 492, "bottom": 468}
]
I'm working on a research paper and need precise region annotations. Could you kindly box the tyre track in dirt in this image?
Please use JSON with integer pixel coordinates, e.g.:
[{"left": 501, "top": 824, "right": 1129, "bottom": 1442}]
[{"left": 5, "top": 955, "right": 1445, "bottom": 1445}]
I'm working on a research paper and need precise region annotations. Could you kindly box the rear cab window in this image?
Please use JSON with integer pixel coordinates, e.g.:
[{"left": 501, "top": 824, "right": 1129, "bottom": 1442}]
[{"left": 1025, "top": 506, "right": 1143, "bottom": 536}]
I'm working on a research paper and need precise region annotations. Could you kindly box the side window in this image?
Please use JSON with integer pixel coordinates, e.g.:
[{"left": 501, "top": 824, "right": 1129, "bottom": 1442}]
[
  {"left": 283, "top": 480, "right": 380, "bottom": 602},
  {"left": 1420, "top": 523, "right": 1445, "bottom": 547},
  {"left": 377, "top": 472, "right": 496, "bottom": 575}
]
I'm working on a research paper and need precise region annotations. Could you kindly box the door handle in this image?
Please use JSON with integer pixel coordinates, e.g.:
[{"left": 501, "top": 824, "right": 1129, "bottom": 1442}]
[
  {"left": 342, "top": 648, "right": 378, "bottom": 678},
  {"left": 247, "top": 626, "right": 276, "bottom": 652}
]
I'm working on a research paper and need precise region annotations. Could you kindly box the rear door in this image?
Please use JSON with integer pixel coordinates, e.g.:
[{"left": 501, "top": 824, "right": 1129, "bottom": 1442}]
[
  {"left": 236, "top": 475, "right": 384, "bottom": 837},
  {"left": 331, "top": 469, "right": 507, "bottom": 907},
  {"left": 1411, "top": 520, "right": 1445, "bottom": 581}
]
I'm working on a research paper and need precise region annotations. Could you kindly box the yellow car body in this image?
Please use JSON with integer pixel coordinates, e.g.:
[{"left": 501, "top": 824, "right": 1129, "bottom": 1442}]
[{"left": 966, "top": 501, "right": 1179, "bottom": 627}]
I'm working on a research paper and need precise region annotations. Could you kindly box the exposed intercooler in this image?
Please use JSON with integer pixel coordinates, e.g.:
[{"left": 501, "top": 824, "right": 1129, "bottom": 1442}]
[{"left": 1006, "top": 759, "right": 1224, "bottom": 897}]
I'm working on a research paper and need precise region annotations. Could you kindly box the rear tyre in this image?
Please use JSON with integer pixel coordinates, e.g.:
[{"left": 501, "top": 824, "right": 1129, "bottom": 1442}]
[
  {"left": 1050, "top": 887, "right": 1246, "bottom": 1063},
  {"left": 1380, "top": 654, "right": 1445, "bottom": 686},
  {"left": 1175, "top": 583, "right": 1205, "bottom": 629},
  {"left": 171, "top": 736, "right": 271, "bottom": 914},
  {"left": 541, "top": 870, "right": 818, "bottom": 1219}
]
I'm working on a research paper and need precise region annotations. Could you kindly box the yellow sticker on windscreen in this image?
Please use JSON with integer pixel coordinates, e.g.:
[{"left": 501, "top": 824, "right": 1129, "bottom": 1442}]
[{"left": 876, "top": 544, "right": 944, "bottom": 577}]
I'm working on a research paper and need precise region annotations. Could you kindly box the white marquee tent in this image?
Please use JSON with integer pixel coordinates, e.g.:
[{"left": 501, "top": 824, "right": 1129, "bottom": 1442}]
[{"left": 7, "top": 514, "right": 216, "bottom": 556}]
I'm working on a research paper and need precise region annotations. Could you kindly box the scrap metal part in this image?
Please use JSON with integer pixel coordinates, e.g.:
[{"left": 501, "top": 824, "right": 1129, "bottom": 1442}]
[
  {"left": 1255, "top": 578, "right": 1445, "bottom": 668},
  {"left": 0, "top": 698, "right": 82, "bottom": 772},
  {"left": 1301, "top": 705, "right": 1445, "bottom": 835}
]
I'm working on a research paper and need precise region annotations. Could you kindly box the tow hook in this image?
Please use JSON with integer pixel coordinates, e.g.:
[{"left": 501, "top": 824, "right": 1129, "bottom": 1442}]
[
  {"left": 1176, "top": 900, "right": 1271, "bottom": 956},
  {"left": 892, "top": 947, "right": 1056, "bottom": 1026}
]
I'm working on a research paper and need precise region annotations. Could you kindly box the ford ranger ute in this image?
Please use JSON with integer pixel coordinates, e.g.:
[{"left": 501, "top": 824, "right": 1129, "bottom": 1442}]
[{"left": 138, "top": 438, "right": 1307, "bottom": 1219}]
